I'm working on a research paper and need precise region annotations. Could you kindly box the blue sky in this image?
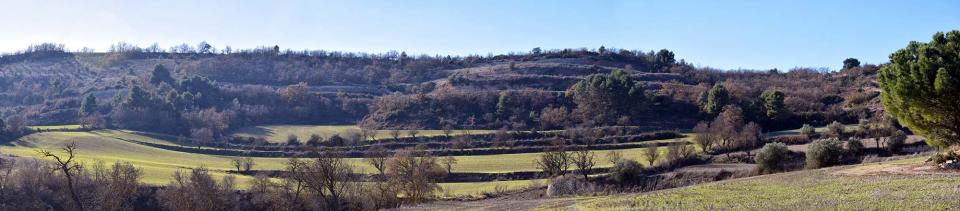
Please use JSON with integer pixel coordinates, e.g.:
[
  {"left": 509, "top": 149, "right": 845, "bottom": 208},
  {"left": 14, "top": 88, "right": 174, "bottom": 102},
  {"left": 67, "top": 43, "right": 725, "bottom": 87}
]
[{"left": 1, "top": 0, "right": 957, "bottom": 70}]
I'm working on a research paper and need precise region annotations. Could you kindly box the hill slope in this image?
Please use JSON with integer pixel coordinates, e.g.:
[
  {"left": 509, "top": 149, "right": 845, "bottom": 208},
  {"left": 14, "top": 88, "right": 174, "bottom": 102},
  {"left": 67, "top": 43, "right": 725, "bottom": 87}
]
[{"left": 401, "top": 156, "right": 960, "bottom": 210}]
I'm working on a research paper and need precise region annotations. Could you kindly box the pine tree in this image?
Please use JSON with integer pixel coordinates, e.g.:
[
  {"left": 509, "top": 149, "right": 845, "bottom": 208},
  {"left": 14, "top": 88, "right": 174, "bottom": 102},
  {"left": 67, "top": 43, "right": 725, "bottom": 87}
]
[{"left": 878, "top": 30, "right": 960, "bottom": 148}]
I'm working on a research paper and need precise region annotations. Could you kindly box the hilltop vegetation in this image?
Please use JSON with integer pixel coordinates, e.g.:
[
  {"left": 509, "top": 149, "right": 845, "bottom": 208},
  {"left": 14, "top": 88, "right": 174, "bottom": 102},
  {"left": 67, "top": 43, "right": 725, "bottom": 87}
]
[{"left": 0, "top": 39, "right": 903, "bottom": 210}]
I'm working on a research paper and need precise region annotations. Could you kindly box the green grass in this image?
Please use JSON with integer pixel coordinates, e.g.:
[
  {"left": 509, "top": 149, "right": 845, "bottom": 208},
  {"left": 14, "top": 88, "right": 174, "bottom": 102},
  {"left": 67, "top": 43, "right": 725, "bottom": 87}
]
[
  {"left": 230, "top": 125, "right": 498, "bottom": 144},
  {"left": 563, "top": 157, "right": 960, "bottom": 210},
  {"left": 2, "top": 130, "right": 685, "bottom": 194},
  {"left": 28, "top": 124, "right": 83, "bottom": 130},
  {"left": 0, "top": 131, "right": 292, "bottom": 186}
]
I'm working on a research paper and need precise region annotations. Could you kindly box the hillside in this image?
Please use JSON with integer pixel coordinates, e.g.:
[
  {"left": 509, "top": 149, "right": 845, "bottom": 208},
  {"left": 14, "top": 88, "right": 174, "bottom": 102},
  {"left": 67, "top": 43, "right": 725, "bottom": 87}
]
[
  {"left": 1, "top": 46, "right": 883, "bottom": 136},
  {"left": 400, "top": 156, "right": 960, "bottom": 210}
]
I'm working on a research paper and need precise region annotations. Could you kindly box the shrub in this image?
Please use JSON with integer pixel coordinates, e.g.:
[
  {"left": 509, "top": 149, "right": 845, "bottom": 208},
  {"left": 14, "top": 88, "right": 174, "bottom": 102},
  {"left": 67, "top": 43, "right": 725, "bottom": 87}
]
[
  {"left": 608, "top": 159, "right": 643, "bottom": 184},
  {"left": 800, "top": 124, "right": 816, "bottom": 138},
  {"left": 887, "top": 130, "right": 907, "bottom": 154},
  {"left": 546, "top": 175, "right": 597, "bottom": 197},
  {"left": 754, "top": 143, "right": 789, "bottom": 173},
  {"left": 769, "top": 135, "right": 810, "bottom": 145},
  {"left": 286, "top": 135, "right": 299, "bottom": 146},
  {"left": 826, "top": 121, "right": 845, "bottom": 140},
  {"left": 846, "top": 139, "right": 864, "bottom": 156},
  {"left": 306, "top": 134, "right": 323, "bottom": 146},
  {"left": 806, "top": 138, "right": 845, "bottom": 169}
]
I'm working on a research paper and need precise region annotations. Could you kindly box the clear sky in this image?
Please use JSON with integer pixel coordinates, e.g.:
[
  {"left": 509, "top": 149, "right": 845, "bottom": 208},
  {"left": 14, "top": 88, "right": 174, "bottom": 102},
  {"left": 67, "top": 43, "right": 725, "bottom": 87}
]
[{"left": 1, "top": 0, "right": 957, "bottom": 70}]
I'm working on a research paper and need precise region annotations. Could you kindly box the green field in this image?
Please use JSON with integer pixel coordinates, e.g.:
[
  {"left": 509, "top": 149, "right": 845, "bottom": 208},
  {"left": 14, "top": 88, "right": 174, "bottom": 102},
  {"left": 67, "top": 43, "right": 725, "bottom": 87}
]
[
  {"left": 231, "top": 125, "right": 498, "bottom": 143},
  {"left": 561, "top": 157, "right": 960, "bottom": 210},
  {"left": 1, "top": 130, "right": 684, "bottom": 195},
  {"left": 28, "top": 124, "right": 83, "bottom": 130}
]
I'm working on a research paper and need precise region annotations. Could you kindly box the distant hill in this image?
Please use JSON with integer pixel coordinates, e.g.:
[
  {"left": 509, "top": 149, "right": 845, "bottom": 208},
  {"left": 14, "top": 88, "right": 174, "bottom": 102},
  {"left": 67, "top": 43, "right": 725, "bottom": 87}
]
[{"left": 0, "top": 45, "right": 882, "bottom": 135}]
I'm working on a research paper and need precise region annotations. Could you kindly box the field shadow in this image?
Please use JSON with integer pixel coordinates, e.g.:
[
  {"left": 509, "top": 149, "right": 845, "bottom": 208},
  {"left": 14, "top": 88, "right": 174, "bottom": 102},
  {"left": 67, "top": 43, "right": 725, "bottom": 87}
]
[{"left": 233, "top": 126, "right": 275, "bottom": 137}]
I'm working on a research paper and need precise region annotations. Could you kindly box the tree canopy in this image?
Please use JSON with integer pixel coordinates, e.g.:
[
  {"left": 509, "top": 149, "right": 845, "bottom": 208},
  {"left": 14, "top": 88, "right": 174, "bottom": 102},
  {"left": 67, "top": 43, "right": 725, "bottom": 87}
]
[
  {"left": 703, "top": 84, "right": 730, "bottom": 115},
  {"left": 149, "top": 64, "right": 175, "bottom": 85},
  {"left": 760, "top": 89, "right": 786, "bottom": 121},
  {"left": 566, "top": 69, "right": 645, "bottom": 125},
  {"left": 878, "top": 30, "right": 960, "bottom": 149}
]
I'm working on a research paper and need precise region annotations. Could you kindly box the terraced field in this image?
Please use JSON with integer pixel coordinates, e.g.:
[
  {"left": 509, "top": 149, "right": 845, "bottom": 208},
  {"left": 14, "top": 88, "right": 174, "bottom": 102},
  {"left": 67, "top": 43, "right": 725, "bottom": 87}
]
[
  {"left": 230, "top": 125, "right": 498, "bottom": 143},
  {"left": 28, "top": 124, "right": 83, "bottom": 130},
  {"left": 0, "top": 129, "right": 686, "bottom": 195}
]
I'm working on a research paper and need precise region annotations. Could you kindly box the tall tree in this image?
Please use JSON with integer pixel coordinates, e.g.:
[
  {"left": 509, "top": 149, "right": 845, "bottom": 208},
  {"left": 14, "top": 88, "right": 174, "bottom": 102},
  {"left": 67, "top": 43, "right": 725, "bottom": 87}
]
[
  {"left": 878, "top": 30, "right": 960, "bottom": 149},
  {"left": 760, "top": 89, "right": 786, "bottom": 121},
  {"left": 79, "top": 93, "right": 97, "bottom": 116},
  {"left": 149, "top": 64, "right": 176, "bottom": 85},
  {"left": 703, "top": 83, "right": 730, "bottom": 115}
]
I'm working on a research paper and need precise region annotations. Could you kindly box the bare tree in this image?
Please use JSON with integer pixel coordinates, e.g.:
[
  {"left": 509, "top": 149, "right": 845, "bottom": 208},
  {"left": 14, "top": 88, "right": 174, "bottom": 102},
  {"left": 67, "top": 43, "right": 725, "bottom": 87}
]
[
  {"left": 441, "top": 156, "right": 457, "bottom": 174},
  {"left": 389, "top": 130, "right": 401, "bottom": 141},
  {"left": 291, "top": 150, "right": 355, "bottom": 210},
  {"left": 606, "top": 150, "right": 623, "bottom": 164},
  {"left": 643, "top": 144, "right": 659, "bottom": 166},
  {"left": 442, "top": 125, "right": 454, "bottom": 138},
  {"left": 570, "top": 147, "right": 595, "bottom": 180},
  {"left": 406, "top": 130, "right": 419, "bottom": 139},
  {"left": 692, "top": 121, "right": 716, "bottom": 152},
  {"left": 364, "top": 145, "right": 390, "bottom": 176},
  {"left": 191, "top": 128, "right": 214, "bottom": 149},
  {"left": 38, "top": 142, "right": 84, "bottom": 210},
  {"left": 385, "top": 147, "right": 446, "bottom": 203},
  {"left": 536, "top": 139, "right": 570, "bottom": 177},
  {"left": 740, "top": 122, "right": 763, "bottom": 155}
]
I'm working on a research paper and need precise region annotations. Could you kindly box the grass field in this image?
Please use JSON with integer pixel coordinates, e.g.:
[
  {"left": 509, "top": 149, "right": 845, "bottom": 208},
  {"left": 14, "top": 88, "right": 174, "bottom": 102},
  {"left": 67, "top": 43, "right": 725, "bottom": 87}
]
[
  {"left": 560, "top": 157, "right": 960, "bottom": 210},
  {"left": 230, "top": 125, "right": 498, "bottom": 143},
  {"left": 440, "top": 179, "right": 547, "bottom": 197},
  {"left": 28, "top": 124, "right": 83, "bottom": 130},
  {"left": 1, "top": 130, "right": 685, "bottom": 195}
]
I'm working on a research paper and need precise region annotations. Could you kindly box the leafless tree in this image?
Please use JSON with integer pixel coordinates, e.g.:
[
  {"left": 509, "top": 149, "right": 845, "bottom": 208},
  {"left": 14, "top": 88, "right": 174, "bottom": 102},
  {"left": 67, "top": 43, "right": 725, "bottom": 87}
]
[
  {"left": 441, "top": 156, "right": 457, "bottom": 174},
  {"left": 570, "top": 147, "right": 595, "bottom": 180},
  {"left": 38, "top": 142, "right": 84, "bottom": 210},
  {"left": 290, "top": 150, "right": 355, "bottom": 210},
  {"left": 364, "top": 145, "right": 390, "bottom": 176},
  {"left": 643, "top": 144, "right": 659, "bottom": 166},
  {"left": 389, "top": 130, "right": 401, "bottom": 141},
  {"left": 406, "top": 130, "right": 419, "bottom": 139},
  {"left": 536, "top": 139, "right": 570, "bottom": 177},
  {"left": 385, "top": 147, "right": 446, "bottom": 203}
]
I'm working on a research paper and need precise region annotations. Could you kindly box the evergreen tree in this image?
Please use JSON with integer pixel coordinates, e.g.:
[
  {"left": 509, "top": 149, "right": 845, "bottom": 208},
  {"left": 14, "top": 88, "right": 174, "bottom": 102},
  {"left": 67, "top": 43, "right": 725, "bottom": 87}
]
[
  {"left": 843, "top": 58, "right": 861, "bottom": 69},
  {"left": 879, "top": 30, "right": 960, "bottom": 148},
  {"left": 566, "top": 70, "right": 645, "bottom": 125},
  {"left": 79, "top": 93, "right": 97, "bottom": 116},
  {"left": 703, "top": 84, "right": 730, "bottom": 115},
  {"left": 760, "top": 89, "right": 786, "bottom": 121},
  {"left": 149, "top": 64, "right": 175, "bottom": 85}
]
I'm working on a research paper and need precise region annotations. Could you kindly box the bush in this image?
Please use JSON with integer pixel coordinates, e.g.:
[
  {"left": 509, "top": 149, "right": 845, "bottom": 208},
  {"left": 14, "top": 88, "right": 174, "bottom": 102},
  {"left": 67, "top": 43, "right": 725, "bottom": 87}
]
[
  {"left": 846, "top": 139, "right": 864, "bottom": 156},
  {"left": 305, "top": 134, "right": 323, "bottom": 146},
  {"left": 806, "top": 138, "right": 845, "bottom": 169},
  {"left": 826, "top": 121, "right": 845, "bottom": 140},
  {"left": 286, "top": 135, "right": 300, "bottom": 146},
  {"left": 800, "top": 124, "right": 816, "bottom": 138},
  {"left": 546, "top": 175, "right": 597, "bottom": 197},
  {"left": 769, "top": 135, "right": 810, "bottom": 145},
  {"left": 608, "top": 159, "right": 643, "bottom": 185},
  {"left": 755, "top": 143, "right": 789, "bottom": 173},
  {"left": 886, "top": 130, "right": 907, "bottom": 154}
]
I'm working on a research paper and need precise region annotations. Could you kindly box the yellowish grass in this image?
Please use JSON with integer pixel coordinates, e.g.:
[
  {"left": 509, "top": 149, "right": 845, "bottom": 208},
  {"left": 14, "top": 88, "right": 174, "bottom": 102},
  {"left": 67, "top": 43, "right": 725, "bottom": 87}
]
[
  {"left": 230, "top": 125, "right": 497, "bottom": 143},
  {"left": 28, "top": 125, "right": 83, "bottom": 130}
]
